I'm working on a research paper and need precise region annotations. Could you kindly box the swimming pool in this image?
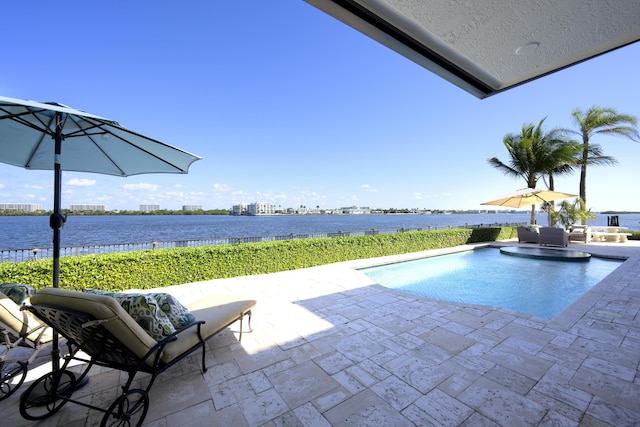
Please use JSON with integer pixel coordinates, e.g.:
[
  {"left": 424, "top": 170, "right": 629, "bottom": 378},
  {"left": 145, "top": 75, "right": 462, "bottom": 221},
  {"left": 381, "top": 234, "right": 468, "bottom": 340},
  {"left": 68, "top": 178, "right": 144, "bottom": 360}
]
[{"left": 360, "top": 248, "right": 622, "bottom": 319}]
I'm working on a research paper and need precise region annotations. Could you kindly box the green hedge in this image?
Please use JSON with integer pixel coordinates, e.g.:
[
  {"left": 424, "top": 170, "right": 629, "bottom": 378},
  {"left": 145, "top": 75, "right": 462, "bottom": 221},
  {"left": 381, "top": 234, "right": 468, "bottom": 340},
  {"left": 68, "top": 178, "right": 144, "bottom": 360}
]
[{"left": 0, "top": 227, "right": 515, "bottom": 292}]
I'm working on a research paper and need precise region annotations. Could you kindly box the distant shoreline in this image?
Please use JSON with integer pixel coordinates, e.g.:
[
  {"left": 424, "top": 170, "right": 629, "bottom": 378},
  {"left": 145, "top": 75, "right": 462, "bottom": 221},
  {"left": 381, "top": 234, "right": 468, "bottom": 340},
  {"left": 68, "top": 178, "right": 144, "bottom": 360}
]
[{"left": 1, "top": 210, "right": 638, "bottom": 217}]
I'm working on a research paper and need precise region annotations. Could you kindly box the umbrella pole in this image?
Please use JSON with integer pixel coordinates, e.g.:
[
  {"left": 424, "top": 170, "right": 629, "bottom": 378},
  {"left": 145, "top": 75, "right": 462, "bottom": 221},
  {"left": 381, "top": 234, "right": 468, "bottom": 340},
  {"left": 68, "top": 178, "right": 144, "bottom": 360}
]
[
  {"left": 49, "top": 113, "right": 66, "bottom": 372},
  {"left": 530, "top": 205, "right": 536, "bottom": 224}
]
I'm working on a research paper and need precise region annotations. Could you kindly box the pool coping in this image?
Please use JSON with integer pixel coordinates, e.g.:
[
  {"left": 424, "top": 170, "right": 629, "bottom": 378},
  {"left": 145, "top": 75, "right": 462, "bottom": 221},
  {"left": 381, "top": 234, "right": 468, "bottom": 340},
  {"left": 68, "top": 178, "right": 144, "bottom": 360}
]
[{"left": 345, "top": 241, "right": 635, "bottom": 332}]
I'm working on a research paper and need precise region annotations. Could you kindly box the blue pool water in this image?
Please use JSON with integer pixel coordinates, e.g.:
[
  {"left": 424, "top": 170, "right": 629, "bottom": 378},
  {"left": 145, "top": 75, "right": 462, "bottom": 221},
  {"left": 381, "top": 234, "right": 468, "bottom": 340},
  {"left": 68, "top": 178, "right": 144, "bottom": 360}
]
[{"left": 361, "top": 248, "right": 622, "bottom": 319}]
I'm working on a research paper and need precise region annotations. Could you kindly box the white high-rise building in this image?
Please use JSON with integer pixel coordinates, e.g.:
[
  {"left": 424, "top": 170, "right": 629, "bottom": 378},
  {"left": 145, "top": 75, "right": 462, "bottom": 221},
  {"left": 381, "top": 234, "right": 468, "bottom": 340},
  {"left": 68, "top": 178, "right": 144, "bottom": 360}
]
[
  {"left": 232, "top": 203, "right": 249, "bottom": 216},
  {"left": 0, "top": 203, "right": 43, "bottom": 212},
  {"left": 232, "top": 202, "right": 275, "bottom": 216},
  {"left": 247, "top": 202, "right": 276, "bottom": 216},
  {"left": 182, "top": 205, "right": 202, "bottom": 211},
  {"left": 140, "top": 204, "right": 160, "bottom": 212},
  {"left": 70, "top": 204, "right": 106, "bottom": 212}
]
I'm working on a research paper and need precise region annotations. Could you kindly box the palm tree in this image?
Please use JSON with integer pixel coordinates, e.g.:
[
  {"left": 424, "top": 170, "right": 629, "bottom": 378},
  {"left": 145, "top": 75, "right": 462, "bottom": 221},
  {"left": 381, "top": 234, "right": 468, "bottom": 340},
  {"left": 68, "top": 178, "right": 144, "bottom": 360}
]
[
  {"left": 488, "top": 118, "right": 579, "bottom": 224},
  {"left": 563, "top": 106, "right": 639, "bottom": 214}
]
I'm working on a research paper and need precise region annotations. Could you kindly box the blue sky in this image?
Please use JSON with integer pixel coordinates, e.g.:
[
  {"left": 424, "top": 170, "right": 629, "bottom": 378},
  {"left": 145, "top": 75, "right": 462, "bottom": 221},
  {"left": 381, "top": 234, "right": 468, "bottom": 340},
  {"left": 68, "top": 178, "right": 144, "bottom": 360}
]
[{"left": 1, "top": 2, "right": 639, "bottom": 212}]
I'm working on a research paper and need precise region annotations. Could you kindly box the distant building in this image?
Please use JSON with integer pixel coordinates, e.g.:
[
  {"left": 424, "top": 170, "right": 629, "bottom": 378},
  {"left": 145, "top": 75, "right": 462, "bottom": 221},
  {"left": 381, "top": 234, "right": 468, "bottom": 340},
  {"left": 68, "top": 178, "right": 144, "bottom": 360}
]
[
  {"left": 340, "top": 206, "right": 371, "bottom": 215},
  {"left": 247, "top": 202, "right": 276, "bottom": 216},
  {"left": 140, "top": 204, "right": 160, "bottom": 212},
  {"left": 0, "top": 203, "right": 43, "bottom": 212},
  {"left": 232, "top": 203, "right": 249, "bottom": 216},
  {"left": 232, "top": 202, "right": 276, "bottom": 216},
  {"left": 182, "top": 205, "right": 202, "bottom": 211},
  {"left": 296, "top": 206, "right": 321, "bottom": 214},
  {"left": 70, "top": 204, "right": 106, "bottom": 212}
]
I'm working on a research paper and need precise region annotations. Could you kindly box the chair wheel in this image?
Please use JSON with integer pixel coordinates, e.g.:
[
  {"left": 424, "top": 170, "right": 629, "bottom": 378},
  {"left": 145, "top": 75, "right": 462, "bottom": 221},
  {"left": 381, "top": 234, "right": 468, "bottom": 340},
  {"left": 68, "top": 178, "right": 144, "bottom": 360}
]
[
  {"left": 101, "top": 388, "right": 149, "bottom": 427},
  {"left": 19, "top": 369, "right": 76, "bottom": 420},
  {"left": 0, "top": 360, "right": 28, "bottom": 401}
]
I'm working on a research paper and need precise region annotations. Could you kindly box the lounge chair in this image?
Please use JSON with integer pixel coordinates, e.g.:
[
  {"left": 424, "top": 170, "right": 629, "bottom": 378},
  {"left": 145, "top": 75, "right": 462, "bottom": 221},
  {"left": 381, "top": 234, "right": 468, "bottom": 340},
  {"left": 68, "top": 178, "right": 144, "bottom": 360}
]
[
  {"left": 0, "top": 291, "right": 54, "bottom": 401},
  {"left": 517, "top": 225, "right": 540, "bottom": 243},
  {"left": 568, "top": 225, "right": 592, "bottom": 243},
  {"left": 539, "top": 227, "right": 569, "bottom": 247},
  {"left": 19, "top": 288, "right": 255, "bottom": 426}
]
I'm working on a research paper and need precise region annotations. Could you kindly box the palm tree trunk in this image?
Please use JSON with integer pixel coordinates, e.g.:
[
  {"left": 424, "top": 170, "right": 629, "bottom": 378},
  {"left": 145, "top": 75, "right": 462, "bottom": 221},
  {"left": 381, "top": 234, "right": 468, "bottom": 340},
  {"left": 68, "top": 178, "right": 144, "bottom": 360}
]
[{"left": 579, "top": 138, "right": 589, "bottom": 224}]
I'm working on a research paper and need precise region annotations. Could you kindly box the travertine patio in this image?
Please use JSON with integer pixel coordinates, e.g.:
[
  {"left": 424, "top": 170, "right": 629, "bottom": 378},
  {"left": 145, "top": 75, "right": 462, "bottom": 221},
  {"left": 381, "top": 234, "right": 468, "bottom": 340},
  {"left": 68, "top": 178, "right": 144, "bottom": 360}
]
[{"left": 2, "top": 240, "right": 639, "bottom": 426}]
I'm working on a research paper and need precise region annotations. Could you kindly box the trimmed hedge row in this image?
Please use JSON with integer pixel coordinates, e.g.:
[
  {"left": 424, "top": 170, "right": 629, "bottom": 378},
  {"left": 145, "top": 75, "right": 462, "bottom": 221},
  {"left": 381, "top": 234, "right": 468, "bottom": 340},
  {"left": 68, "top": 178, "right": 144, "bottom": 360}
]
[{"left": 0, "top": 227, "right": 515, "bottom": 292}]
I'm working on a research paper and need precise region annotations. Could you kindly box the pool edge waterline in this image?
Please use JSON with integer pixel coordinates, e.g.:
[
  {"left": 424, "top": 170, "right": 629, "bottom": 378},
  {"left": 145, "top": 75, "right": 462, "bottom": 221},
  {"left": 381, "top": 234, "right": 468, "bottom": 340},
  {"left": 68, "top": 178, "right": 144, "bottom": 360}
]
[{"left": 356, "top": 243, "right": 625, "bottom": 320}]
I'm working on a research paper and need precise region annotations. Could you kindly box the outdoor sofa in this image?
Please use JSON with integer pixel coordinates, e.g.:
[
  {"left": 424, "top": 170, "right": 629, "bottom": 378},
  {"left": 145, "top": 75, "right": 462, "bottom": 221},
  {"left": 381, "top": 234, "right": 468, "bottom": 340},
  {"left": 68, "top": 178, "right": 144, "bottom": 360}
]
[
  {"left": 539, "top": 226, "right": 569, "bottom": 247},
  {"left": 19, "top": 288, "right": 256, "bottom": 426},
  {"left": 516, "top": 225, "right": 540, "bottom": 243}
]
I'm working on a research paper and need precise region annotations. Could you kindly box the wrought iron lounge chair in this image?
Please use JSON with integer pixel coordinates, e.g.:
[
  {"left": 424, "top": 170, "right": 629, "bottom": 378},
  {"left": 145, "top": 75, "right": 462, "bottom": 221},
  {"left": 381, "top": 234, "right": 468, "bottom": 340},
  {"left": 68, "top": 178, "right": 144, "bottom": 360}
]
[
  {"left": 0, "top": 292, "right": 53, "bottom": 401},
  {"left": 19, "top": 288, "right": 255, "bottom": 427}
]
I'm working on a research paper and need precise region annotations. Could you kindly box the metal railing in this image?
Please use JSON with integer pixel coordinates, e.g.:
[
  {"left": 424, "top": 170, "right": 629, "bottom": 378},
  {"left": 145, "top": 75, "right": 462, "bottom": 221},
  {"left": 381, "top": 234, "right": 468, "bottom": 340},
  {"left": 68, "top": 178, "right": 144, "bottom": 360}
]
[{"left": 0, "top": 222, "right": 524, "bottom": 262}]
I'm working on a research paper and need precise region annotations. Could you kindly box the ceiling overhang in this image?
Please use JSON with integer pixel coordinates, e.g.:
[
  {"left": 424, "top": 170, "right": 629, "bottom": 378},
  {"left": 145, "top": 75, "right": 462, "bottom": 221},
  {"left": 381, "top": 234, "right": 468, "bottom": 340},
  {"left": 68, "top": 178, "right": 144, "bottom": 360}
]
[{"left": 305, "top": 0, "right": 640, "bottom": 98}]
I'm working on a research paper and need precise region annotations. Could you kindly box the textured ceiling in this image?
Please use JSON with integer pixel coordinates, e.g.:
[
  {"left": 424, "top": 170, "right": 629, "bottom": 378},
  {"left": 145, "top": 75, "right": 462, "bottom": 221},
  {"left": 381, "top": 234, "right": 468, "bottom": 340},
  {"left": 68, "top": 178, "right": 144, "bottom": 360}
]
[{"left": 305, "top": 0, "right": 640, "bottom": 98}]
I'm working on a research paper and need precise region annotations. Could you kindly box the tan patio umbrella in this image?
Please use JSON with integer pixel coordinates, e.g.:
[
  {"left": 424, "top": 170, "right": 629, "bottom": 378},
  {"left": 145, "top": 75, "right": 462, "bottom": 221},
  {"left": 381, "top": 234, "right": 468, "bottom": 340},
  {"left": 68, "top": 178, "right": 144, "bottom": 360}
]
[{"left": 481, "top": 188, "right": 576, "bottom": 224}]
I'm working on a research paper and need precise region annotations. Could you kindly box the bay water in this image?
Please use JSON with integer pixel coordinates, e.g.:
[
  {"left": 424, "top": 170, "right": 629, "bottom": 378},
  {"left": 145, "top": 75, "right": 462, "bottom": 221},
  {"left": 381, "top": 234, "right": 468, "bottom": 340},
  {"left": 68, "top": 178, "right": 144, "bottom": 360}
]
[{"left": 1, "top": 212, "right": 638, "bottom": 250}]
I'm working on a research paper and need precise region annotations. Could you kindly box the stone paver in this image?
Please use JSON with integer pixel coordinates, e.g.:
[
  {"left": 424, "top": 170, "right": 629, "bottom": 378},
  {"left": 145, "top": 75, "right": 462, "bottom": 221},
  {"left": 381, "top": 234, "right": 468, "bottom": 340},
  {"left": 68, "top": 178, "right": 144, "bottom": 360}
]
[{"left": 2, "top": 241, "right": 640, "bottom": 426}]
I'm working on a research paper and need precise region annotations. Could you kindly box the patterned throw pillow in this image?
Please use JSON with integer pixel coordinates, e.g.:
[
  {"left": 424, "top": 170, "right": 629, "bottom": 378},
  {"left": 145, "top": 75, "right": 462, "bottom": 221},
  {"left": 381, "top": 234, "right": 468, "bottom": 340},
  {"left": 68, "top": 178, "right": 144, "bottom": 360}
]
[
  {"left": 83, "top": 289, "right": 176, "bottom": 341},
  {"left": 0, "top": 283, "right": 37, "bottom": 305},
  {"left": 147, "top": 293, "right": 196, "bottom": 329}
]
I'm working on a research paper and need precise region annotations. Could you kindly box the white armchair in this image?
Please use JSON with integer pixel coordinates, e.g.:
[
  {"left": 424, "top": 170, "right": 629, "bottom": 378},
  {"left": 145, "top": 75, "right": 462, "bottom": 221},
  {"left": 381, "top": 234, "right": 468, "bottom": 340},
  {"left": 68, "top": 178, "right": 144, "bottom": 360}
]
[{"left": 568, "top": 225, "right": 591, "bottom": 243}]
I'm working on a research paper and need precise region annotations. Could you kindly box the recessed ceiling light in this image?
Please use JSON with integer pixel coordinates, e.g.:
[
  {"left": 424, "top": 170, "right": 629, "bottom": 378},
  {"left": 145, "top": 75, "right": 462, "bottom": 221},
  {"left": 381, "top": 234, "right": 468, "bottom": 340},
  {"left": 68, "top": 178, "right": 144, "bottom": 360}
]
[{"left": 515, "top": 42, "right": 540, "bottom": 56}]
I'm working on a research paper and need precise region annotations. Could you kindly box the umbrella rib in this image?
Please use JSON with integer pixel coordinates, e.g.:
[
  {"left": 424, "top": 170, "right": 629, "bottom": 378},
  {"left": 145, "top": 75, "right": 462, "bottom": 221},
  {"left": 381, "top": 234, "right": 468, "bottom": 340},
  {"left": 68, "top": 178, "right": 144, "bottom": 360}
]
[
  {"left": 104, "top": 130, "right": 189, "bottom": 173},
  {"left": 0, "top": 106, "right": 56, "bottom": 136},
  {"left": 93, "top": 120, "right": 193, "bottom": 173},
  {"left": 64, "top": 115, "right": 128, "bottom": 176},
  {"left": 64, "top": 115, "right": 190, "bottom": 175},
  {"left": 1, "top": 98, "right": 200, "bottom": 176},
  {"left": 1, "top": 106, "right": 63, "bottom": 169}
]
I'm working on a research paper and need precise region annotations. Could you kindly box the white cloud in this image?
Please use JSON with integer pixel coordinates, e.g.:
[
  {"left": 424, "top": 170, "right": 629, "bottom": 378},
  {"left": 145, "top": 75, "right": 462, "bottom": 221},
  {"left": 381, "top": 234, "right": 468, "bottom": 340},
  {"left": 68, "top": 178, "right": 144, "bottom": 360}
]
[
  {"left": 122, "top": 183, "right": 159, "bottom": 191},
  {"left": 255, "top": 191, "right": 288, "bottom": 201},
  {"left": 24, "top": 184, "right": 45, "bottom": 190},
  {"left": 66, "top": 178, "right": 96, "bottom": 187},
  {"left": 212, "top": 183, "right": 232, "bottom": 192},
  {"left": 0, "top": 183, "right": 4, "bottom": 189}
]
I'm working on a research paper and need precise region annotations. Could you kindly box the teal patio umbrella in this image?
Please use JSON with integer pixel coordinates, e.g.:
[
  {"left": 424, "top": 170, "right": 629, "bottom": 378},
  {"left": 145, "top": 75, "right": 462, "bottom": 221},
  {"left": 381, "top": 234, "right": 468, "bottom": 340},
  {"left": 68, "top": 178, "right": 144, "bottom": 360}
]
[{"left": 0, "top": 95, "right": 201, "bottom": 368}]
